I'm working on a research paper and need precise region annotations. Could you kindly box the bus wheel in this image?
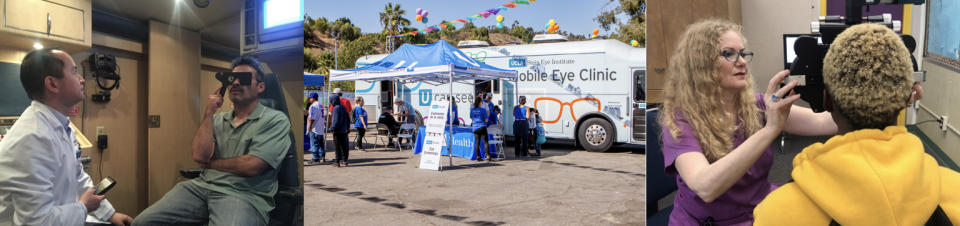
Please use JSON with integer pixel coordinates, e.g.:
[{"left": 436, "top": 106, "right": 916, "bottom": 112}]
[{"left": 579, "top": 118, "right": 613, "bottom": 152}]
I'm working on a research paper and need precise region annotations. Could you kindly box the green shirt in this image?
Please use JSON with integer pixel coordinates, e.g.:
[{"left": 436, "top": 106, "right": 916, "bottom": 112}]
[{"left": 192, "top": 103, "right": 291, "bottom": 223}]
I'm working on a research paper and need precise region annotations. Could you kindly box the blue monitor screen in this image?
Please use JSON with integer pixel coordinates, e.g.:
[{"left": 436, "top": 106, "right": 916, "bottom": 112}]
[{"left": 263, "top": 0, "right": 302, "bottom": 29}]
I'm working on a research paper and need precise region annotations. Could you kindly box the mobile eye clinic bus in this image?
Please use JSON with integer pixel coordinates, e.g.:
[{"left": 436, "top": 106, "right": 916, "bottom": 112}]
[{"left": 354, "top": 35, "right": 645, "bottom": 152}]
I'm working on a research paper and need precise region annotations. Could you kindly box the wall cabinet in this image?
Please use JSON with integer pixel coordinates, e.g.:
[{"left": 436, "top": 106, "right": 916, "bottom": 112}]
[
  {"left": 645, "top": 0, "right": 741, "bottom": 103},
  {"left": 1, "top": 0, "right": 91, "bottom": 54}
]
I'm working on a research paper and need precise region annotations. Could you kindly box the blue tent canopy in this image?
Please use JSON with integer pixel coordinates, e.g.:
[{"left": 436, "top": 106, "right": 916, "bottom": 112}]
[
  {"left": 330, "top": 40, "right": 516, "bottom": 85},
  {"left": 304, "top": 72, "right": 325, "bottom": 86}
]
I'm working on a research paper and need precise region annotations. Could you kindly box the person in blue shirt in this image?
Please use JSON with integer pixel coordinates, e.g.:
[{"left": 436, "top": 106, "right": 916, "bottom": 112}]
[
  {"left": 482, "top": 93, "right": 497, "bottom": 127},
  {"left": 489, "top": 105, "right": 501, "bottom": 126},
  {"left": 447, "top": 100, "right": 459, "bottom": 127},
  {"left": 353, "top": 97, "right": 368, "bottom": 152},
  {"left": 470, "top": 97, "right": 492, "bottom": 162},
  {"left": 513, "top": 96, "right": 533, "bottom": 157}
]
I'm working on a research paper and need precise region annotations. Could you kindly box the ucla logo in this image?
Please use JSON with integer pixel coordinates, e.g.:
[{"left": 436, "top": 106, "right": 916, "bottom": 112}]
[
  {"left": 509, "top": 59, "right": 526, "bottom": 67},
  {"left": 419, "top": 89, "right": 433, "bottom": 106},
  {"left": 426, "top": 140, "right": 433, "bottom": 145},
  {"left": 432, "top": 105, "right": 439, "bottom": 109},
  {"left": 406, "top": 67, "right": 415, "bottom": 72}
]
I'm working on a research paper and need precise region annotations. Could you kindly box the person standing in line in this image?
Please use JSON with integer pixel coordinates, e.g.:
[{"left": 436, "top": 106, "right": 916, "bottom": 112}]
[
  {"left": 325, "top": 88, "right": 352, "bottom": 134},
  {"left": 484, "top": 93, "right": 496, "bottom": 127},
  {"left": 307, "top": 92, "right": 325, "bottom": 164},
  {"left": 353, "top": 97, "right": 368, "bottom": 152},
  {"left": 471, "top": 97, "right": 492, "bottom": 162},
  {"left": 329, "top": 88, "right": 352, "bottom": 115},
  {"left": 328, "top": 94, "right": 351, "bottom": 167},
  {"left": 528, "top": 108, "right": 542, "bottom": 156},
  {"left": 513, "top": 96, "right": 532, "bottom": 158}
]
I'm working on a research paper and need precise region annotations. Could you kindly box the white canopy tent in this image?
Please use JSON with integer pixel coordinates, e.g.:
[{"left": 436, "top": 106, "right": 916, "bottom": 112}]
[{"left": 330, "top": 40, "right": 518, "bottom": 170}]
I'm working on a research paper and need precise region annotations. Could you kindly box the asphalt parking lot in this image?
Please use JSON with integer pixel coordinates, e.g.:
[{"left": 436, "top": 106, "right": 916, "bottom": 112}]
[{"left": 304, "top": 133, "right": 646, "bottom": 226}]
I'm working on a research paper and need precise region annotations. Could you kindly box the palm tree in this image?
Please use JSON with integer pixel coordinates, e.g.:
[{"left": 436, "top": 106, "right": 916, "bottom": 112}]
[{"left": 379, "top": 3, "right": 410, "bottom": 51}]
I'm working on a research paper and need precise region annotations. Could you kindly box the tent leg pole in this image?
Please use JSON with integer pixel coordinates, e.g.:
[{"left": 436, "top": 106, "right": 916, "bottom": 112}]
[{"left": 448, "top": 69, "right": 454, "bottom": 168}]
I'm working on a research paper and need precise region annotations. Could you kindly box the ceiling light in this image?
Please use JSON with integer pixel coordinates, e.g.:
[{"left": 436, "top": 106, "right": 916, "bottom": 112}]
[{"left": 33, "top": 43, "right": 43, "bottom": 49}]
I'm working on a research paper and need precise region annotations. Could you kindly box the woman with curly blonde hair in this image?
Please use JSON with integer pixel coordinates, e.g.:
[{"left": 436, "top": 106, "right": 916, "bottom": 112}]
[{"left": 658, "top": 18, "right": 839, "bottom": 225}]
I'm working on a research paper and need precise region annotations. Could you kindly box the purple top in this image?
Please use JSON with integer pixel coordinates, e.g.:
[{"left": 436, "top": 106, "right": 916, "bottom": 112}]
[{"left": 662, "top": 93, "right": 779, "bottom": 225}]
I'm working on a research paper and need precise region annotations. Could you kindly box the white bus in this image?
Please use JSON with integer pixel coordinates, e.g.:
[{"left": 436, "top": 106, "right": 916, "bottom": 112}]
[{"left": 354, "top": 37, "right": 645, "bottom": 152}]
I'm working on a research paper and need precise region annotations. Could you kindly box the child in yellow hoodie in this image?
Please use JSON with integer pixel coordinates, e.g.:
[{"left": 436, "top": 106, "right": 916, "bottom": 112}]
[{"left": 753, "top": 23, "right": 960, "bottom": 225}]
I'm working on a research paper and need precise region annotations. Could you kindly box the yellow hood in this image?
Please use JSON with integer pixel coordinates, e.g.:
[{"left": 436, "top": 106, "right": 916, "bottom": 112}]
[{"left": 790, "top": 126, "right": 942, "bottom": 225}]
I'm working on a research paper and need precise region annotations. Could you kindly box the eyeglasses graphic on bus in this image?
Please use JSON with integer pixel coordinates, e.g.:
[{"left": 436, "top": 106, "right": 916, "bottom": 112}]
[
  {"left": 464, "top": 51, "right": 487, "bottom": 62},
  {"left": 533, "top": 97, "right": 601, "bottom": 124}
]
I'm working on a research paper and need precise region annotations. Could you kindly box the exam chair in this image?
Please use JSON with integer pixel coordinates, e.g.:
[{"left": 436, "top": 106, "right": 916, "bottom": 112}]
[
  {"left": 646, "top": 109, "right": 677, "bottom": 226},
  {"left": 179, "top": 73, "right": 303, "bottom": 226}
]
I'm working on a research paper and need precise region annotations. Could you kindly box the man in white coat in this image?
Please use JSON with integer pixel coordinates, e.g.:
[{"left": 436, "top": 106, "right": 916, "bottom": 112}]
[{"left": 0, "top": 47, "right": 133, "bottom": 225}]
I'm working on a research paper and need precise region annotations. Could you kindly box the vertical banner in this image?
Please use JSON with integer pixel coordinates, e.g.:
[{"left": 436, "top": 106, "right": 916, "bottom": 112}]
[{"left": 419, "top": 100, "right": 449, "bottom": 170}]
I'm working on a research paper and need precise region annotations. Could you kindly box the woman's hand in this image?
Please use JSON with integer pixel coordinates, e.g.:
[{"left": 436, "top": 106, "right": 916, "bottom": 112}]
[{"left": 764, "top": 70, "right": 802, "bottom": 132}]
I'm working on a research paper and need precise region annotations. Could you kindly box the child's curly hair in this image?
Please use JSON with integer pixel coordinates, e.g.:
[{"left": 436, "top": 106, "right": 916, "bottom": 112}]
[{"left": 823, "top": 23, "right": 914, "bottom": 130}]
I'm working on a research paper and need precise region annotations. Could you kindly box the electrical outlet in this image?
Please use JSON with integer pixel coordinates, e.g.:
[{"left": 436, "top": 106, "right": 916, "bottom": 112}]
[
  {"left": 97, "top": 126, "right": 104, "bottom": 135},
  {"left": 941, "top": 116, "right": 948, "bottom": 131}
]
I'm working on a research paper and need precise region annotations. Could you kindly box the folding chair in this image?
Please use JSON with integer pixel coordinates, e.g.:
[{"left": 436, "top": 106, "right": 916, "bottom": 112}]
[
  {"left": 396, "top": 123, "right": 417, "bottom": 152},
  {"left": 487, "top": 125, "right": 506, "bottom": 160},
  {"left": 374, "top": 124, "right": 397, "bottom": 150}
]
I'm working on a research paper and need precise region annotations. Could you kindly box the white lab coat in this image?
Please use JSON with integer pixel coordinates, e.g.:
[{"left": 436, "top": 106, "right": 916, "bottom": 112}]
[{"left": 0, "top": 101, "right": 115, "bottom": 226}]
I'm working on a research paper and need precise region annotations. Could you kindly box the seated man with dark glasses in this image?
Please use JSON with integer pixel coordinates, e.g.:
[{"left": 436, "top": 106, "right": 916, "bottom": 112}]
[{"left": 133, "top": 56, "right": 291, "bottom": 226}]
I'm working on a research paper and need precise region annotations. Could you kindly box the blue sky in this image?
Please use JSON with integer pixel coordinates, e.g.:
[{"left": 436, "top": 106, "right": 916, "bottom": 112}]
[{"left": 306, "top": 0, "right": 629, "bottom": 37}]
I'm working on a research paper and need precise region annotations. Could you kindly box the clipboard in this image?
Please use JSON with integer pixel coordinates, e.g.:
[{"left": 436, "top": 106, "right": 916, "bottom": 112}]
[{"left": 71, "top": 122, "right": 93, "bottom": 149}]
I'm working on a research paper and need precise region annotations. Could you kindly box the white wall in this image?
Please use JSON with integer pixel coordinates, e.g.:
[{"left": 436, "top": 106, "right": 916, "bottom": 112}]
[
  {"left": 740, "top": 1, "right": 958, "bottom": 164},
  {"left": 740, "top": 0, "right": 821, "bottom": 108},
  {"left": 916, "top": 60, "right": 960, "bottom": 164}
]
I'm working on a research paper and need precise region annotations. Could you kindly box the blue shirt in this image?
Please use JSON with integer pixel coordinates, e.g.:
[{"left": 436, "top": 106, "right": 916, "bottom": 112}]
[
  {"left": 470, "top": 107, "right": 488, "bottom": 131},
  {"left": 446, "top": 104, "right": 459, "bottom": 126},
  {"left": 353, "top": 107, "right": 367, "bottom": 128},
  {"left": 514, "top": 106, "right": 527, "bottom": 120},
  {"left": 488, "top": 110, "right": 499, "bottom": 126}
]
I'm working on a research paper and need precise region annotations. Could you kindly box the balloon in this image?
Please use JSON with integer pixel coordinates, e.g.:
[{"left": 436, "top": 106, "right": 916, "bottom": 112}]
[
  {"left": 549, "top": 19, "right": 555, "bottom": 26},
  {"left": 416, "top": 8, "right": 422, "bottom": 15},
  {"left": 422, "top": 17, "right": 429, "bottom": 24},
  {"left": 631, "top": 40, "right": 638, "bottom": 46},
  {"left": 497, "top": 15, "right": 503, "bottom": 22},
  {"left": 416, "top": 15, "right": 422, "bottom": 22},
  {"left": 592, "top": 34, "right": 597, "bottom": 38},
  {"left": 497, "top": 21, "right": 504, "bottom": 28},
  {"left": 423, "top": 11, "right": 428, "bottom": 17},
  {"left": 441, "top": 24, "right": 447, "bottom": 29},
  {"left": 593, "top": 29, "right": 599, "bottom": 35},
  {"left": 545, "top": 23, "right": 549, "bottom": 29}
]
